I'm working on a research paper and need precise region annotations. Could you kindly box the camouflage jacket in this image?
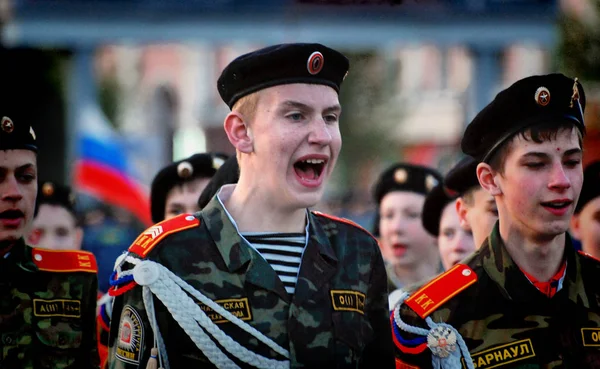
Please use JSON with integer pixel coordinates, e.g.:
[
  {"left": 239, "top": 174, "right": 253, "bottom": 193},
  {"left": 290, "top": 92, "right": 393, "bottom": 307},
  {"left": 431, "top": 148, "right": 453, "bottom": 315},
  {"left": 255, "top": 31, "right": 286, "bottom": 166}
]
[
  {"left": 0, "top": 238, "right": 100, "bottom": 369},
  {"left": 107, "top": 196, "right": 394, "bottom": 368},
  {"left": 393, "top": 223, "right": 600, "bottom": 369}
]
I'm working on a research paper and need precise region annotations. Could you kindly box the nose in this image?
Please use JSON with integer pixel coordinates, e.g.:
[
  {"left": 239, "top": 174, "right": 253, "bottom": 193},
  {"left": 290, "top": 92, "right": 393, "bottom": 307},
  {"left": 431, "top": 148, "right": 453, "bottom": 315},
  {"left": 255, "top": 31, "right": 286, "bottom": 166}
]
[
  {"left": 1, "top": 176, "right": 23, "bottom": 202},
  {"left": 308, "top": 118, "right": 333, "bottom": 146},
  {"left": 548, "top": 162, "right": 571, "bottom": 191}
]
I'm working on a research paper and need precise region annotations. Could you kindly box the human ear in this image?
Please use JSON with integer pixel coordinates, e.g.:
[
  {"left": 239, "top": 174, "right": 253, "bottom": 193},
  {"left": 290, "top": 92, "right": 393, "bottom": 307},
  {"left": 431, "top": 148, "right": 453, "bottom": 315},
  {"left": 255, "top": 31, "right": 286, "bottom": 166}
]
[
  {"left": 224, "top": 112, "right": 253, "bottom": 154},
  {"left": 477, "top": 163, "right": 502, "bottom": 196},
  {"left": 570, "top": 215, "right": 581, "bottom": 240},
  {"left": 456, "top": 197, "right": 470, "bottom": 229}
]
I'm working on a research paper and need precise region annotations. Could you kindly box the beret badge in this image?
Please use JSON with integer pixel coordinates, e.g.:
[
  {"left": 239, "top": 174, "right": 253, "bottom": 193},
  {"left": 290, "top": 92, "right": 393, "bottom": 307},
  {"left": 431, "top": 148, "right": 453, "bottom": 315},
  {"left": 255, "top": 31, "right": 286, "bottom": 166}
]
[
  {"left": 394, "top": 168, "right": 408, "bottom": 184},
  {"left": 212, "top": 157, "right": 225, "bottom": 170},
  {"left": 42, "top": 182, "right": 54, "bottom": 197},
  {"left": 307, "top": 51, "right": 324, "bottom": 75},
  {"left": 1, "top": 116, "right": 14, "bottom": 133},
  {"left": 177, "top": 161, "right": 194, "bottom": 179},
  {"left": 534, "top": 87, "right": 550, "bottom": 107},
  {"left": 425, "top": 174, "right": 438, "bottom": 192}
]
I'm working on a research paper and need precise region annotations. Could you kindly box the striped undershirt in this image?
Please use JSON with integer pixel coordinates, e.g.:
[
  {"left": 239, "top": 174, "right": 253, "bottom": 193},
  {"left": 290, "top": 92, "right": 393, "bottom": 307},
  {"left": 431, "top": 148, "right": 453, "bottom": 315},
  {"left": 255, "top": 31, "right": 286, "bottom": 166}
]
[{"left": 242, "top": 232, "right": 306, "bottom": 296}]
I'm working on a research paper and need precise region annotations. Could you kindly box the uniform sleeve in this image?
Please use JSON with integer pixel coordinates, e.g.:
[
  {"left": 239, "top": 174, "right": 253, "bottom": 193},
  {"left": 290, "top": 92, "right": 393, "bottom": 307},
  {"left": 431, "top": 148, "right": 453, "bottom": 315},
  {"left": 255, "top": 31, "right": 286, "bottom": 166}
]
[
  {"left": 107, "top": 282, "right": 156, "bottom": 369},
  {"left": 97, "top": 294, "right": 113, "bottom": 369},
  {"left": 359, "top": 239, "right": 395, "bottom": 369},
  {"left": 80, "top": 273, "right": 101, "bottom": 369}
]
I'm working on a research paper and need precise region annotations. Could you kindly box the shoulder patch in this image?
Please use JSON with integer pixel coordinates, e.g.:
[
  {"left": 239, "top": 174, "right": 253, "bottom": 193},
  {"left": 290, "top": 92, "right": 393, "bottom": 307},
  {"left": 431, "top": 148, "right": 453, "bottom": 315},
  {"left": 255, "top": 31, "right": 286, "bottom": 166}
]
[
  {"left": 31, "top": 248, "right": 97, "bottom": 273},
  {"left": 312, "top": 211, "right": 376, "bottom": 239},
  {"left": 578, "top": 250, "right": 600, "bottom": 264},
  {"left": 406, "top": 263, "right": 476, "bottom": 319},
  {"left": 128, "top": 213, "right": 200, "bottom": 257}
]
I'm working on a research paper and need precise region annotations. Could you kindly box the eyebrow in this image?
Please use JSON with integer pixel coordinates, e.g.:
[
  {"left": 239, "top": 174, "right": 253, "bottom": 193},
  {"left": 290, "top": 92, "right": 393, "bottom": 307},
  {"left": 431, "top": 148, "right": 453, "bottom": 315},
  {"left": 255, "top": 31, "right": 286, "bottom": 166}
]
[
  {"left": 279, "top": 100, "right": 341, "bottom": 115},
  {"left": 563, "top": 148, "right": 582, "bottom": 157}
]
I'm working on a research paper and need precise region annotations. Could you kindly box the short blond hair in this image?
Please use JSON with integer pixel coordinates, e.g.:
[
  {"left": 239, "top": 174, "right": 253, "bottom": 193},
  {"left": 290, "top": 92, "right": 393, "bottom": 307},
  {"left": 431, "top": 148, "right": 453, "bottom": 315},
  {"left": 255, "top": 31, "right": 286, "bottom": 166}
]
[{"left": 231, "top": 91, "right": 261, "bottom": 123}]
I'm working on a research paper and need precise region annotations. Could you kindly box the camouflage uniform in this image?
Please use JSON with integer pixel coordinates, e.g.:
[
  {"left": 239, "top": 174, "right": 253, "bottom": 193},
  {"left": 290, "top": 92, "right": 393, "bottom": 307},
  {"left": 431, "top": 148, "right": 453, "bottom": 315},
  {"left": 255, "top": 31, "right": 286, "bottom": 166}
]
[
  {"left": 107, "top": 196, "right": 394, "bottom": 368},
  {"left": 0, "top": 238, "right": 100, "bottom": 368},
  {"left": 393, "top": 223, "right": 600, "bottom": 368}
]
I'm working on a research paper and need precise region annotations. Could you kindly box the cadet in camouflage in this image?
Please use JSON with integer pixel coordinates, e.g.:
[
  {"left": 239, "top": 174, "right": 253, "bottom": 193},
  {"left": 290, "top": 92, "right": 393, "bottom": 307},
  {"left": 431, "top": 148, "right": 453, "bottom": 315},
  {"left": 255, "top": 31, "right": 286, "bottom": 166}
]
[
  {"left": 0, "top": 101, "right": 100, "bottom": 368},
  {"left": 107, "top": 43, "right": 394, "bottom": 368},
  {"left": 392, "top": 74, "right": 600, "bottom": 369}
]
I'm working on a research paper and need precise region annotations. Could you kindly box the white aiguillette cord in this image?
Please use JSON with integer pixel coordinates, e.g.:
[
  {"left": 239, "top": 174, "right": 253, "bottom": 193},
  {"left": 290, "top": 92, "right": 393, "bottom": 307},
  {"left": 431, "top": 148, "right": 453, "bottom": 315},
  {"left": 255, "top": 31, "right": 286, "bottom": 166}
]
[{"left": 129, "top": 258, "right": 290, "bottom": 369}]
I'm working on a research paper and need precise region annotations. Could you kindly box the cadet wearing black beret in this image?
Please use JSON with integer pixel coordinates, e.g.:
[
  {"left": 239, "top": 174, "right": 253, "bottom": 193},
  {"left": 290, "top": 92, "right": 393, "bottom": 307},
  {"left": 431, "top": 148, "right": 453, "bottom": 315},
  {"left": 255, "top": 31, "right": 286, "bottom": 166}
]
[
  {"left": 571, "top": 160, "right": 600, "bottom": 259},
  {"left": 1, "top": 97, "right": 100, "bottom": 367},
  {"left": 372, "top": 162, "right": 443, "bottom": 304},
  {"left": 393, "top": 74, "right": 600, "bottom": 369},
  {"left": 150, "top": 152, "right": 229, "bottom": 223}
]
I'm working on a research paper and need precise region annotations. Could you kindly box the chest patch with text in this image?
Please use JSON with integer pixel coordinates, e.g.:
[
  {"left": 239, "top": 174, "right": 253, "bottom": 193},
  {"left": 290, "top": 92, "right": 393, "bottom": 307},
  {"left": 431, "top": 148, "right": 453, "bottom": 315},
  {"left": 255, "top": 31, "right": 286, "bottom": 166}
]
[
  {"left": 330, "top": 290, "right": 366, "bottom": 314},
  {"left": 33, "top": 299, "right": 81, "bottom": 318},
  {"left": 197, "top": 297, "right": 252, "bottom": 324},
  {"left": 582, "top": 328, "right": 600, "bottom": 347},
  {"left": 462, "top": 339, "right": 535, "bottom": 369}
]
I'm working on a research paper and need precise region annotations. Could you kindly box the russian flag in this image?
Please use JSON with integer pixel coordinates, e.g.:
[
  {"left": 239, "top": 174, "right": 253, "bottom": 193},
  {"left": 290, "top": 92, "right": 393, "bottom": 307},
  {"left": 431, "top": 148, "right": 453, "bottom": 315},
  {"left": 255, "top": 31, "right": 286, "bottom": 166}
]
[{"left": 73, "top": 103, "right": 152, "bottom": 226}]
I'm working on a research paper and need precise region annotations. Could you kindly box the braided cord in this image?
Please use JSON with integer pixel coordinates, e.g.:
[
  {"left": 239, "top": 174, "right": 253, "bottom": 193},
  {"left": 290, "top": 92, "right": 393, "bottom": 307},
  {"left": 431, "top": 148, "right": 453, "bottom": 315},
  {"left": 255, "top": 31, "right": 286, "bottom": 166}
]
[{"left": 139, "top": 260, "right": 290, "bottom": 369}]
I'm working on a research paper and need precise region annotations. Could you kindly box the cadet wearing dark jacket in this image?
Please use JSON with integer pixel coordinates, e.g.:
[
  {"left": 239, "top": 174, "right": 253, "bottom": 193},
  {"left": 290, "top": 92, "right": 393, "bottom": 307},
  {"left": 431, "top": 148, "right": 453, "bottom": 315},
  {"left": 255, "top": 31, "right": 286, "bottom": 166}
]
[
  {"left": 392, "top": 74, "right": 600, "bottom": 368},
  {"left": 0, "top": 108, "right": 100, "bottom": 367},
  {"left": 107, "top": 43, "right": 394, "bottom": 368}
]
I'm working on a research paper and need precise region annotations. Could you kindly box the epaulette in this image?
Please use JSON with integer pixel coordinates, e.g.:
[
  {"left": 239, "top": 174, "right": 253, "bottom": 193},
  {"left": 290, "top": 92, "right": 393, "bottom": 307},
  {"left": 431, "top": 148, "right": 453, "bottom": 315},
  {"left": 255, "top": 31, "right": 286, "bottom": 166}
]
[
  {"left": 312, "top": 211, "right": 376, "bottom": 240},
  {"left": 128, "top": 213, "right": 201, "bottom": 257},
  {"left": 578, "top": 250, "right": 600, "bottom": 264},
  {"left": 31, "top": 248, "right": 98, "bottom": 273},
  {"left": 405, "top": 263, "right": 477, "bottom": 319}
]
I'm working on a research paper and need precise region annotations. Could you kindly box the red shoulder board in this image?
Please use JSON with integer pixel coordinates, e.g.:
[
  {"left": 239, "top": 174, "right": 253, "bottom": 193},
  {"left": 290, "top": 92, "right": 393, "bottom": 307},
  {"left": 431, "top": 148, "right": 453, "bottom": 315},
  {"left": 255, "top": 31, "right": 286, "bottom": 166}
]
[
  {"left": 578, "top": 250, "right": 600, "bottom": 264},
  {"left": 312, "top": 211, "right": 375, "bottom": 237},
  {"left": 31, "top": 248, "right": 98, "bottom": 273},
  {"left": 128, "top": 213, "right": 200, "bottom": 257},
  {"left": 405, "top": 263, "right": 477, "bottom": 319}
]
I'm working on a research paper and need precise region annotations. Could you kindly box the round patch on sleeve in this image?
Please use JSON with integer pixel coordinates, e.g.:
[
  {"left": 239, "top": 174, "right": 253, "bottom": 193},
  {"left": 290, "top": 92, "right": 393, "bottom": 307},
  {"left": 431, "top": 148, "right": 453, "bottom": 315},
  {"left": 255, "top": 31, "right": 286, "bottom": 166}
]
[{"left": 116, "top": 305, "right": 144, "bottom": 364}]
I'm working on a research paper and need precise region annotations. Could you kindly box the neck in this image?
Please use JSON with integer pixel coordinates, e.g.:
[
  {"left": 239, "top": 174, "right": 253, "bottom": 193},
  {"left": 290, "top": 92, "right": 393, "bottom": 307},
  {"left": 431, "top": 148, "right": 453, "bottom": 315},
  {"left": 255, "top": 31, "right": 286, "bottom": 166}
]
[
  {"left": 392, "top": 257, "right": 440, "bottom": 286},
  {"left": 499, "top": 219, "right": 565, "bottom": 282},
  {"left": 225, "top": 183, "right": 307, "bottom": 233}
]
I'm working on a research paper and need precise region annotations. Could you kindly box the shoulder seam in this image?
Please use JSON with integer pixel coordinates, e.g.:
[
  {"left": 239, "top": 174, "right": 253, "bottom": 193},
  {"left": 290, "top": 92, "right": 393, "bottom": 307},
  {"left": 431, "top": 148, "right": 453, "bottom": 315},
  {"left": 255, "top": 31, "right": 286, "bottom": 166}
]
[{"left": 311, "top": 210, "right": 377, "bottom": 241}]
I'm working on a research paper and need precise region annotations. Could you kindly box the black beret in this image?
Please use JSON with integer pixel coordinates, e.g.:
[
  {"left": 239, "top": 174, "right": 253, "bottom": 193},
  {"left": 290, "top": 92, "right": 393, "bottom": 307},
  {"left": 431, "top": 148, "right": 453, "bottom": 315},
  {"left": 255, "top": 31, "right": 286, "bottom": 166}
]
[
  {"left": 150, "top": 152, "right": 229, "bottom": 223},
  {"left": 422, "top": 183, "right": 456, "bottom": 237},
  {"left": 35, "top": 181, "right": 76, "bottom": 215},
  {"left": 444, "top": 156, "right": 480, "bottom": 197},
  {"left": 462, "top": 73, "right": 586, "bottom": 162},
  {"left": 197, "top": 155, "right": 240, "bottom": 210},
  {"left": 372, "top": 163, "right": 443, "bottom": 205},
  {"left": 575, "top": 161, "right": 600, "bottom": 214},
  {"left": 0, "top": 115, "right": 37, "bottom": 152},
  {"left": 218, "top": 43, "right": 350, "bottom": 109}
]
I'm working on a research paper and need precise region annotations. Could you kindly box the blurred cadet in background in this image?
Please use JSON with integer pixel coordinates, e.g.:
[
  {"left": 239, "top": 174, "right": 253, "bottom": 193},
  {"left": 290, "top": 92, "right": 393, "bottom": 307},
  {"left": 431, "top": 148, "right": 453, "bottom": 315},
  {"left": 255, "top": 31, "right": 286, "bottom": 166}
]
[
  {"left": 28, "top": 181, "right": 83, "bottom": 250},
  {"left": 444, "top": 155, "right": 499, "bottom": 249},
  {"left": 0, "top": 104, "right": 100, "bottom": 367},
  {"left": 150, "top": 152, "right": 228, "bottom": 222},
  {"left": 422, "top": 182, "right": 475, "bottom": 271},
  {"left": 372, "top": 163, "right": 443, "bottom": 296},
  {"left": 571, "top": 160, "right": 600, "bottom": 259}
]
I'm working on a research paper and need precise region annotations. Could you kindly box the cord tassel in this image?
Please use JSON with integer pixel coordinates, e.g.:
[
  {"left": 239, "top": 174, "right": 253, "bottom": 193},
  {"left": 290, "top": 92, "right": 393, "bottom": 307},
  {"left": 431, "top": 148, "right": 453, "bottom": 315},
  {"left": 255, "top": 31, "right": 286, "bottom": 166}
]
[{"left": 146, "top": 348, "right": 159, "bottom": 369}]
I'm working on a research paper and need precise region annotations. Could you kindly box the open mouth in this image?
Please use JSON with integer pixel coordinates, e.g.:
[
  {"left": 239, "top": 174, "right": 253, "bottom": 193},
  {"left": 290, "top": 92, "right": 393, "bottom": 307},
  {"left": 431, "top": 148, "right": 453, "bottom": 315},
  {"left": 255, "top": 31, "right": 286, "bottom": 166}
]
[
  {"left": 0, "top": 209, "right": 24, "bottom": 219},
  {"left": 293, "top": 158, "right": 326, "bottom": 181},
  {"left": 541, "top": 200, "right": 572, "bottom": 209}
]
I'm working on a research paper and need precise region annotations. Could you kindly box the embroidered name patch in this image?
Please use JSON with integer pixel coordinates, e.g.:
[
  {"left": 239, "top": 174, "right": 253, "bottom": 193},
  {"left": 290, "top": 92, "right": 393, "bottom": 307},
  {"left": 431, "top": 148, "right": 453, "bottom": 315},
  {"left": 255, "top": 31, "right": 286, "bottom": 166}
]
[
  {"left": 198, "top": 298, "right": 252, "bottom": 324},
  {"left": 330, "top": 290, "right": 366, "bottom": 314},
  {"left": 462, "top": 339, "right": 535, "bottom": 369},
  {"left": 116, "top": 306, "right": 143, "bottom": 364},
  {"left": 582, "top": 328, "right": 600, "bottom": 347},
  {"left": 33, "top": 299, "right": 81, "bottom": 318}
]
